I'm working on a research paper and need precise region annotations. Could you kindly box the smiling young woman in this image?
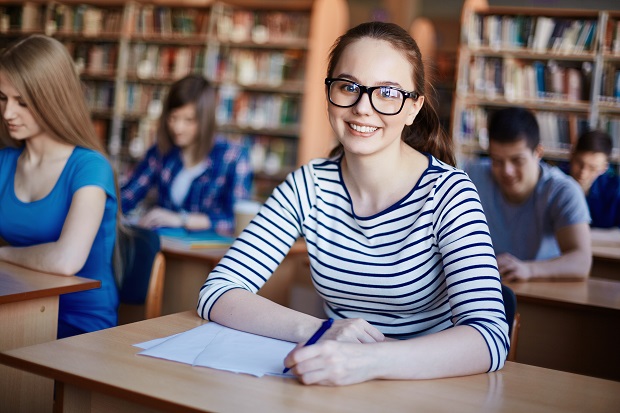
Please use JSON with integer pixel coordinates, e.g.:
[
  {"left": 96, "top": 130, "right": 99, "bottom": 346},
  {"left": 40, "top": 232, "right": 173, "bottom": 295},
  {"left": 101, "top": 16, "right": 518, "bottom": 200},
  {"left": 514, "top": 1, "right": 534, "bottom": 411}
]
[{"left": 197, "top": 21, "right": 508, "bottom": 386}]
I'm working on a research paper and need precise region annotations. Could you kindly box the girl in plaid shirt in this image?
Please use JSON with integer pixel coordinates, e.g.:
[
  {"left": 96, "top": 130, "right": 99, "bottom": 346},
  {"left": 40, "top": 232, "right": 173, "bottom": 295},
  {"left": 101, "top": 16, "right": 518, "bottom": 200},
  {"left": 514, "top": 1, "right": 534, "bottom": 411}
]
[{"left": 121, "top": 75, "right": 253, "bottom": 236}]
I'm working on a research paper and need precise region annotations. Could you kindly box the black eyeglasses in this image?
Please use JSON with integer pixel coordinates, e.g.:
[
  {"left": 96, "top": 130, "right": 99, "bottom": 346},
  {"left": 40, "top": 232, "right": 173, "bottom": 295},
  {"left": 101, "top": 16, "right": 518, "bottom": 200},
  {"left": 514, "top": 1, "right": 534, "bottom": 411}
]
[{"left": 325, "top": 78, "right": 419, "bottom": 116}]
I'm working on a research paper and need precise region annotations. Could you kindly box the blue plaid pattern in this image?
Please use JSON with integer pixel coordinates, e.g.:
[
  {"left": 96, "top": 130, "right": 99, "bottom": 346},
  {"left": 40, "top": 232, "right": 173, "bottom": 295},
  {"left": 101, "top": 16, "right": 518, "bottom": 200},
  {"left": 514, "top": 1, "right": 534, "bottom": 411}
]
[{"left": 121, "top": 137, "right": 253, "bottom": 235}]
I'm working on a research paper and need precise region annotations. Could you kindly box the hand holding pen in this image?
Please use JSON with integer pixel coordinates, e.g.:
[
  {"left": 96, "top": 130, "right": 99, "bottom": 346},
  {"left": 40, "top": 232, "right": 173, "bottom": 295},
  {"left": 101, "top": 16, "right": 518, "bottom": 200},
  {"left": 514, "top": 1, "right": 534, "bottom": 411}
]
[{"left": 283, "top": 318, "right": 334, "bottom": 373}]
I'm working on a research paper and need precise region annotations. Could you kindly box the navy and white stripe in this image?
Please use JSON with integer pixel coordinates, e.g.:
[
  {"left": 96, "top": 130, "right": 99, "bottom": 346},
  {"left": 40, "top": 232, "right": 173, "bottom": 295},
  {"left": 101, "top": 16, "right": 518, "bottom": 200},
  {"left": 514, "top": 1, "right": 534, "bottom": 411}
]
[{"left": 198, "top": 154, "right": 509, "bottom": 371}]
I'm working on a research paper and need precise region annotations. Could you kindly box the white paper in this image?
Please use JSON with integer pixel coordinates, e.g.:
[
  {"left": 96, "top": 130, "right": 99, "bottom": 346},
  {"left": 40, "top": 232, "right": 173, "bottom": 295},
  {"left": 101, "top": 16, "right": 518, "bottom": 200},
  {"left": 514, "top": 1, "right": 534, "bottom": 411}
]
[{"left": 135, "top": 323, "right": 296, "bottom": 377}]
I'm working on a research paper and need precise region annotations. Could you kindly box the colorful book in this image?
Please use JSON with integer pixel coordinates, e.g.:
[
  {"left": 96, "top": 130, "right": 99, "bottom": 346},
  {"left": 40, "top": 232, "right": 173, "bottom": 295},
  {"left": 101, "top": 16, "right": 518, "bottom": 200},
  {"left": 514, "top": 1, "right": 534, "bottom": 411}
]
[{"left": 157, "top": 228, "right": 234, "bottom": 249}]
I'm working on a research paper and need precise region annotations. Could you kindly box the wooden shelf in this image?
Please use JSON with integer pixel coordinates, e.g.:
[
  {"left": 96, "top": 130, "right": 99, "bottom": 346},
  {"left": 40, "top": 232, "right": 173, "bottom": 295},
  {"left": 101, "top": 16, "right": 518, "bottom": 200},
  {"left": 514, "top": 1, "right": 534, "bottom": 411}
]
[{"left": 452, "top": 6, "right": 620, "bottom": 164}]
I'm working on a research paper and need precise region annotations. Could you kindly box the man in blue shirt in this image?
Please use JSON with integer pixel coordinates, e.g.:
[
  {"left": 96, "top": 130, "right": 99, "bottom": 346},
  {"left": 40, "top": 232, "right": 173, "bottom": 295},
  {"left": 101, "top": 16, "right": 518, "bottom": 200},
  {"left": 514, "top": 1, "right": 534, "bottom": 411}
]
[
  {"left": 465, "top": 107, "right": 591, "bottom": 282},
  {"left": 569, "top": 130, "right": 620, "bottom": 228}
]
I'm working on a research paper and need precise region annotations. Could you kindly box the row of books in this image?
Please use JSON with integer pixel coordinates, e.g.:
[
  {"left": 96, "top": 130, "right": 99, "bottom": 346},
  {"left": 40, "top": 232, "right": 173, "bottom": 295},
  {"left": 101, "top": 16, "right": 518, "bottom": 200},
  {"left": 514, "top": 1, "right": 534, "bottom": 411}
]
[
  {"left": 600, "top": 117, "right": 620, "bottom": 159},
  {"left": 217, "top": 87, "right": 300, "bottom": 131},
  {"left": 64, "top": 42, "right": 118, "bottom": 76},
  {"left": 466, "top": 14, "right": 598, "bottom": 54},
  {"left": 120, "top": 83, "right": 167, "bottom": 116},
  {"left": 125, "top": 43, "right": 205, "bottom": 80},
  {"left": 457, "top": 106, "right": 589, "bottom": 152},
  {"left": 604, "top": 18, "right": 620, "bottom": 55},
  {"left": 0, "top": 3, "right": 45, "bottom": 32},
  {"left": 598, "top": 65, "right": 620, "bottom": 104},
  {"left": 460, "top": 56, "right": 592, "bottom": 103},
  {"left": 209, "top": 48, "right": 305, "bottom": 86},
  {"left": 47, "top": 3, "right": 123, "bottom": 36},
  {"left": 83, "top": 81, "right": 116, "bottom": 113},
  {"left": 215, "top": 7, "right": 310, "bottom": 44},
  {"left": 126, "top": 4, "right": 210, "bottom": 37},
  {"left": 243, "top": 135, "right": 297, "bottom": 176}
]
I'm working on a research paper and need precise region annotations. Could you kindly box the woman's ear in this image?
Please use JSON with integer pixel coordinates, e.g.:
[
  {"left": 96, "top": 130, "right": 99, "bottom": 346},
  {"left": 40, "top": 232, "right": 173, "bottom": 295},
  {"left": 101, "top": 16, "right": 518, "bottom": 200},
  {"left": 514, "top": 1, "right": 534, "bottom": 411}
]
[{"left": 405, "top": 95, "right": 424, "bottom": 126}]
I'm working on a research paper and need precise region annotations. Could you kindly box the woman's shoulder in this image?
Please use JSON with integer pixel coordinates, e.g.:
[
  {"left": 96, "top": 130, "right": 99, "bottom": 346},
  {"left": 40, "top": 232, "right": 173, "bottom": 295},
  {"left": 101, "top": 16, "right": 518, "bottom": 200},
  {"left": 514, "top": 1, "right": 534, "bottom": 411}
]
[
  {"left": 70, "top": 147, "right": 114, "bottom": 177},
  {"left": 212, "top": 136, "right": 248, "bottom": 155},
  {"left": 72, "top": 147, "right": 111, "bottom": 165},
  {"left": 426, "top": 154, "right": 469, "bottom": 180}
]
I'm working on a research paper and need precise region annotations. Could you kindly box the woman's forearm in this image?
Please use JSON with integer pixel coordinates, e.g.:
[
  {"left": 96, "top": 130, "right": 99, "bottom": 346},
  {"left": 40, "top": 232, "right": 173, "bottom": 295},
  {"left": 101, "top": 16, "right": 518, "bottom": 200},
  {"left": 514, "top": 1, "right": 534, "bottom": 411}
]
[{"left": 209, "top": 289, "right": 324, "bottom": 343}]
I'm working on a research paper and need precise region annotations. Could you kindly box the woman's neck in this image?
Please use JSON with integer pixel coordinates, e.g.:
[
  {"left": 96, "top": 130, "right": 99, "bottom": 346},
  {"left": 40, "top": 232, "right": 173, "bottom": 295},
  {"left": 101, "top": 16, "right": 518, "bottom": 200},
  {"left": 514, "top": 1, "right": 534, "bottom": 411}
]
[
  {"left": 22, "top": 136, "right": 74, "bottom": 166},
  {"left": 342, "top": 143, "right": 427, "bottom": 216},
  {"left": 180, "top": 144, "right": 200, "bottom": 167}
]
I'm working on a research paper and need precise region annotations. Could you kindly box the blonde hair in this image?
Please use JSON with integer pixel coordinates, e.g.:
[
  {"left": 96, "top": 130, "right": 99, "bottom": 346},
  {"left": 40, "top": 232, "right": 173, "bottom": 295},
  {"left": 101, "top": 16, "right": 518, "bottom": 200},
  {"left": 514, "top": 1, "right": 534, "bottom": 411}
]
[{"left": 0, "top": 35, "right": 104, "bottom": 152}]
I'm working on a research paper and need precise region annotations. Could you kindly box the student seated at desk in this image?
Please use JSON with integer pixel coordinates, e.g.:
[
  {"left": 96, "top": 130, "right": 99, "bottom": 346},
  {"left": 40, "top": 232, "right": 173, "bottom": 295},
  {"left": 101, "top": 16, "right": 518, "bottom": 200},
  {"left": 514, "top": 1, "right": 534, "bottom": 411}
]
[
  {"left": 465, "top": 107, "right": 591, "bottom": 282},
  {"left": 568, "top": 130, "right": 620, "bottom": 228},
  {"left": 0, "top": 35, "right": 119, "bottom": 338},
  {"left": 198, "top": 22, "right": 508, "bottom": 386},
  {"left": 120, "top": 74, "right": 253, "bottom": 236}
]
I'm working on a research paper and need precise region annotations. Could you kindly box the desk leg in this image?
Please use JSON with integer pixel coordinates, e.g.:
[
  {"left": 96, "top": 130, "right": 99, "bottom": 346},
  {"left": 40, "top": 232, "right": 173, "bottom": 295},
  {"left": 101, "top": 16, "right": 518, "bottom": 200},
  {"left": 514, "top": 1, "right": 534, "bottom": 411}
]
[{"left": 0, "top": 296, "right": 57, "bottom": 413}]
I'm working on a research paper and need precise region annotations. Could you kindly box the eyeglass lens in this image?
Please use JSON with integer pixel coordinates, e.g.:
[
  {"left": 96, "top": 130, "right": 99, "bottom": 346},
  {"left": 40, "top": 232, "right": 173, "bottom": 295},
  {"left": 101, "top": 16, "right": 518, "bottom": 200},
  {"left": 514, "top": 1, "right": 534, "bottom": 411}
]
[{"left": 328, "top": 80, "right": 404, "bottom": 115}]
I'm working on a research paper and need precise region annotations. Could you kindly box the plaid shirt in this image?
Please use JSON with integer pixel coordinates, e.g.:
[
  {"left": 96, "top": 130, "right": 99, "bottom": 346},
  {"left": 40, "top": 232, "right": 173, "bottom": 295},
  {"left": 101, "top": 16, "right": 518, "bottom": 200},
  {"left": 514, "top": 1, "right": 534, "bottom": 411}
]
[{"left": 121, "top": 137, "right": 253, "bottom": 235}]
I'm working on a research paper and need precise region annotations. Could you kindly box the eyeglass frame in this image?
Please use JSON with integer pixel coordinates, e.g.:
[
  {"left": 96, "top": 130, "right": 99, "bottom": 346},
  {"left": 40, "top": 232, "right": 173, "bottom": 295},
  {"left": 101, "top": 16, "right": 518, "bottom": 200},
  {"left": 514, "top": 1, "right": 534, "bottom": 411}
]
[{"left": 324, "top": 77, "right": 420, "bottom": 116}]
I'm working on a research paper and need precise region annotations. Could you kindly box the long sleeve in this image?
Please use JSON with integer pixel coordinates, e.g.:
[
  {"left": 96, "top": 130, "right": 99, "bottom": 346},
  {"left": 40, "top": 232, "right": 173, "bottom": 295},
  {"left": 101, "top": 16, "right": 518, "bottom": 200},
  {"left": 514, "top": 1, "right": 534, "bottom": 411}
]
[
  {"left": 120, "top": 146, "right": 161, "bottom": 214},
  {"left": 197, "top": 164, "right": 310, "bottom": 319},
  {"left": 208, "top": 144, "right": 254, "bottom": 235},
  {"left": 432, "top": 170, "right": 509, "bottom": 371}
]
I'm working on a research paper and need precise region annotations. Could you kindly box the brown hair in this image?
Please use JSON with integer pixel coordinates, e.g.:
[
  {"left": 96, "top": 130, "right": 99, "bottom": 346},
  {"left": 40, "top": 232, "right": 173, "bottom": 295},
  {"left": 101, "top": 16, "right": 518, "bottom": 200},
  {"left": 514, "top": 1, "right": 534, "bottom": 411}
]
[
  {"left": 574, "top": 129, "right": 613, "bottom": 158},
  {"left": 326, "top": 21, "right": 455, "bottom": 166},
  {"left": 156, "top": 74, "right": 217, "bottom": 163}
]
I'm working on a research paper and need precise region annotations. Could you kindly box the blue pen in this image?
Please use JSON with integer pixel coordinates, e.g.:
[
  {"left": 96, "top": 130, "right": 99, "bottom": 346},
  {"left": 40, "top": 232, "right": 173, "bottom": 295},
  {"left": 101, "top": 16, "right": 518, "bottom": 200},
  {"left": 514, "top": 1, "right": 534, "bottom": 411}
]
[{"left": 283, "top": 318, "right": 334, "bottom": 374}]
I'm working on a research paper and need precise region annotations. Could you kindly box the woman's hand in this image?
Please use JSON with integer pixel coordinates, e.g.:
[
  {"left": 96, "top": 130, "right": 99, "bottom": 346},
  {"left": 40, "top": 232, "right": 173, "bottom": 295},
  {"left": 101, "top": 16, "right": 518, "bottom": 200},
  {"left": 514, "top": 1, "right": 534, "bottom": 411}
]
[
  {"left": 139, "top": 207, "right": 183, "bottom": 228},
  {"left": 322, "top": 318, "right": 385, "bottom": 344},
  {"left": 284, "top": 340, "right": 380, "bottom": 386}
]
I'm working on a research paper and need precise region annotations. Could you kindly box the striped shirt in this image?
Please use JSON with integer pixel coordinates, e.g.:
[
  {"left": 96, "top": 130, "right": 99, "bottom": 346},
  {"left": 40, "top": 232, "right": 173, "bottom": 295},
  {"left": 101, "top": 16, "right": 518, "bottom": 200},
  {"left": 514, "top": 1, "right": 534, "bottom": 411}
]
[
  {"left": 198, "top": 154, "right": 508, "bottom": 371},
  {"left": 121, "top": 137, "right": 253, "bottom": 235}
]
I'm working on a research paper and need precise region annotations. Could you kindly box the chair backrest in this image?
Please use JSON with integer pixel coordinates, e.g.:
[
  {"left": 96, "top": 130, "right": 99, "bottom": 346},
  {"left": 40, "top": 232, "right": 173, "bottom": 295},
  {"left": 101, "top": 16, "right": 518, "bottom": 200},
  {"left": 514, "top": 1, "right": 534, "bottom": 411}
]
[
  {"left": 501, "top": 284, "right": 520, "bottom": 362},
  {"left": 118, "top": 226, "right": 166, "bottom": 322}
]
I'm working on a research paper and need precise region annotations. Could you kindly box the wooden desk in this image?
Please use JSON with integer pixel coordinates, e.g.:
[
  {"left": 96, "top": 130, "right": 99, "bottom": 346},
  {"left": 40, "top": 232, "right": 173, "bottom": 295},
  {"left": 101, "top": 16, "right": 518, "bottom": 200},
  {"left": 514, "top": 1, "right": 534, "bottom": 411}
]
[
  {"left": 1, "top": 311, "right": 619, "bottom": 413},
  {"left": 590, "top": 228, "right": 620, "bottom": 281},
  {"left": 160, "top": 239, "right": 309, "bottom": 315},
  {"left": 0, "top": 261, "right": 101, "bottom": 413},
  {"left": 505, "top": 278, "right": 620, "bottom": 381}
]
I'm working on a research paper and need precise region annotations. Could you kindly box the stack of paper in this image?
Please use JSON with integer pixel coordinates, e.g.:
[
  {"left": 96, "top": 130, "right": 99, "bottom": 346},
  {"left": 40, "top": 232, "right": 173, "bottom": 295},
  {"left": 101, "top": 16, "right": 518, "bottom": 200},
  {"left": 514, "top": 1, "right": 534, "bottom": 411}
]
[{"left": 135, "top": 322, "right": 296, "bottom": 377}]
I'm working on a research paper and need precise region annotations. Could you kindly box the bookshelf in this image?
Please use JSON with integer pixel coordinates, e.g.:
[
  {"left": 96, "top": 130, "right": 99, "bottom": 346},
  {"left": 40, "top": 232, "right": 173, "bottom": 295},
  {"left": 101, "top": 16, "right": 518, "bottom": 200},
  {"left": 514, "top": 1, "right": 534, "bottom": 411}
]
[
  {"left": 0, "top": 0, "right": 348, "bottom": 201},
  {"left": 451, "top": 4, "right": 620, "bottom": 167}
]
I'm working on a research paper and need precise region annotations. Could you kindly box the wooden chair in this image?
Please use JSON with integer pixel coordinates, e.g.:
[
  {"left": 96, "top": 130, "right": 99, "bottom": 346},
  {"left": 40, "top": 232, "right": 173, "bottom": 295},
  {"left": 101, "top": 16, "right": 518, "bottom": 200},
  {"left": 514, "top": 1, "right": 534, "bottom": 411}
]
[
  {"left": 117, "top": 226, "right": 166, "bottom": 324},
  {"left": 501, "top": 284, "right": 521, "bottom": 362}
]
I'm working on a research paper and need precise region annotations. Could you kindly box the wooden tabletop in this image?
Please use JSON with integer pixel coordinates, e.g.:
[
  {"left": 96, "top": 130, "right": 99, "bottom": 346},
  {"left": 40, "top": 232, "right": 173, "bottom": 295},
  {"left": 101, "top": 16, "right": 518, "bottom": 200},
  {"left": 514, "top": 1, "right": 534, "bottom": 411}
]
[
  {"left": 0, "top": 261, "right": 101, "bottom": 305},
  {"left": 591, "top": 228, "right": 620, "bottom": 260},
  {"left": 1, "top": 311, "right": 618, "bottom": 413},
  {"left": 505, "top": 278, "right": 620, "bottom": 312}
]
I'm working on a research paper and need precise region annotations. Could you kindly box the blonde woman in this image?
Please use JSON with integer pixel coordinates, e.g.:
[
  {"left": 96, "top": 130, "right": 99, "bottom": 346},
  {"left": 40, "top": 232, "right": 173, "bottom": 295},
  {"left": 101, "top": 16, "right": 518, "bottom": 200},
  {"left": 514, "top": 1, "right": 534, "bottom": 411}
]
[{"left": 0, "top": 35, "right": 119, "bottom": 338}]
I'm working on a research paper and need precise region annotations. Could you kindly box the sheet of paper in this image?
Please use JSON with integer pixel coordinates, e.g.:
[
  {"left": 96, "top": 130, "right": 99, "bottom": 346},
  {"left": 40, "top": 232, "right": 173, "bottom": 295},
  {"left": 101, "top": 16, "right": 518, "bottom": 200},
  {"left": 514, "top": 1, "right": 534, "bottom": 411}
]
[{"left": 135, "top": 323, "right": 296, "bottom": 377}]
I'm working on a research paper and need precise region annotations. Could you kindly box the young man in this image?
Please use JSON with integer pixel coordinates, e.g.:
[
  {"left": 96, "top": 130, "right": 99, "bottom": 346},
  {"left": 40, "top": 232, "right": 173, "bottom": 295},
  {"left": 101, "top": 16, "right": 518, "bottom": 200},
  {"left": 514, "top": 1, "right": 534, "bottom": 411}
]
[
  {"left": 466, "top": 107, "right": 591, "bottom": 281},
  {"left": 569, "top": 130, "right": 620, "bottom": 228}
]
